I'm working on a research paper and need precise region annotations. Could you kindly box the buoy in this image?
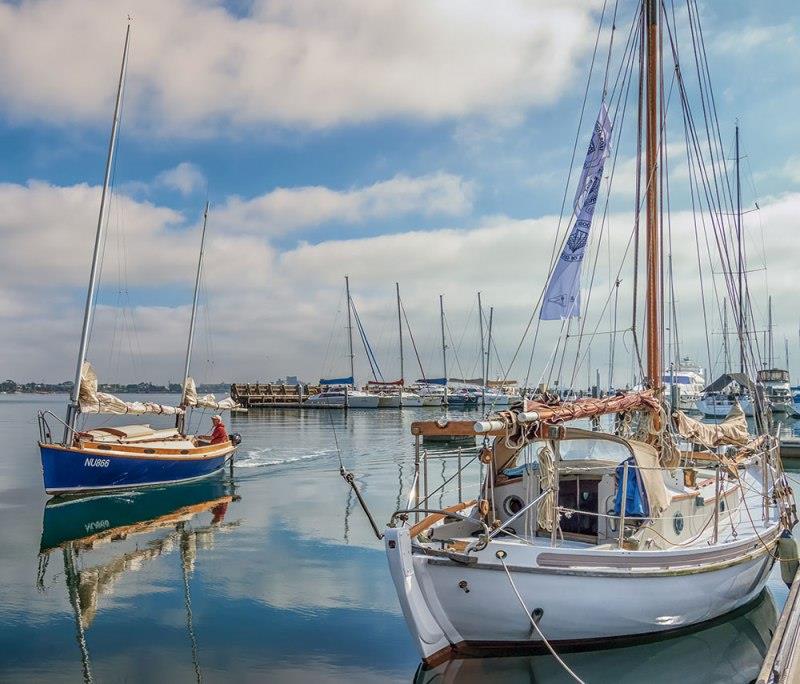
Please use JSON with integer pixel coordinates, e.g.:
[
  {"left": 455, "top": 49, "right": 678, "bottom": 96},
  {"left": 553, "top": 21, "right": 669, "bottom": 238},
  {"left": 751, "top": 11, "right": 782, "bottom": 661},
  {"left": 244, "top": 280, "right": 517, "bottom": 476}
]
[{"left": 778, "top": 530, "right": 799, "bottom": 587}]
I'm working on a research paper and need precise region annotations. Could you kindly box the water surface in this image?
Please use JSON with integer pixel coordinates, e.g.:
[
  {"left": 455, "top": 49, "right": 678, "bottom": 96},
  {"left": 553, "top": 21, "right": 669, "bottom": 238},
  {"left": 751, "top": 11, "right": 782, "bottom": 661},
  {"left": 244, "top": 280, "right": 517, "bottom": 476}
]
[{"left": 0, "top": 394, "right": 794, "bottom": 682}]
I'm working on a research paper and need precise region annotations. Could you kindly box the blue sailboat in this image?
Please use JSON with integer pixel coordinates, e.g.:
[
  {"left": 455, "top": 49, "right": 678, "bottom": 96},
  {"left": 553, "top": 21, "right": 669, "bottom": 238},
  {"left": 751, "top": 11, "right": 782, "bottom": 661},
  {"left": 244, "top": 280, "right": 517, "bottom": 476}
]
[{"left": 37, "top": 24, "right": 239, "bottom": 495}]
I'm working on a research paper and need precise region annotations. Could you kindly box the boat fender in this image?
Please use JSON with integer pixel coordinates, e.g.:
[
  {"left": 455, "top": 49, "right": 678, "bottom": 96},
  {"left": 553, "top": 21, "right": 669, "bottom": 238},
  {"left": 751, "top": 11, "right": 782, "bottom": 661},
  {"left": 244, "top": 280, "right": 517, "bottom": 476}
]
[
  {"left": 778, "top": 530, "right": 799, "bottom": 587},
  {"left": 229, "top": 432, "right": 242, "bottom": 446}
]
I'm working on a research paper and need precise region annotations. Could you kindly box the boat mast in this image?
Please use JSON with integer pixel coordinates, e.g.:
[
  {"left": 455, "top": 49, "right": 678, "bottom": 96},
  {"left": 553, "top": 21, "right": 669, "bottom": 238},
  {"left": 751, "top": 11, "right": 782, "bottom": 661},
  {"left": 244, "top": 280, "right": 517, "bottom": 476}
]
[
  {"left": 735, "top": 123, "right": 745, "bottom": 374},
  {"left": 396, "top": 282, "right": 404, "bottom": 404},
  {"left": 65, "top": 22, "right": 131, "bottom": 438},
  {"left": 478, "top": 292, "right": 485, "bottom": 404},
  {"left": 768, "top": 295, "right": 774, "bottom": 368},
  {"left": 644, "top": 0, "right": 662, "bottom": 390},
  {"left": 723, "top": 298, "right": 730, "bottom": 373},
  {"left": 178, "top": 202, "right": 209, "bottom": 431},
  {"left": 345, "top": 275, "right": 355, "bottom": 384},
  {"left": 439, "top": 294, "right": 448, "bottom": 402},
  {"left": 486, "top": 306, "right": 494, "bottom": 387}
]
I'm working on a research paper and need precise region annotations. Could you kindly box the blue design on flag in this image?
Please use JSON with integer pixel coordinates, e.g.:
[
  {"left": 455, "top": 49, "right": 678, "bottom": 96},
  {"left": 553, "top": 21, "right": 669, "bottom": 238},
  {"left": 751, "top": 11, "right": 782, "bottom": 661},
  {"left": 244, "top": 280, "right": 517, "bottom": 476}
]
[{"left": 540, "top": 104, "right": 612, "bottom": 320}]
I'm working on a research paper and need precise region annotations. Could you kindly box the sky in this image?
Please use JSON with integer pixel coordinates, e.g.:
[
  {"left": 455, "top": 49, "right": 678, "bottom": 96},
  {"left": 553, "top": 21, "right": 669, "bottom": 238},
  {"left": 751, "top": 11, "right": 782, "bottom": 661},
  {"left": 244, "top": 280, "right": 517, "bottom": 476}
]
[{"left": 1, "top": 0, "right": 800, "bottom": 387}]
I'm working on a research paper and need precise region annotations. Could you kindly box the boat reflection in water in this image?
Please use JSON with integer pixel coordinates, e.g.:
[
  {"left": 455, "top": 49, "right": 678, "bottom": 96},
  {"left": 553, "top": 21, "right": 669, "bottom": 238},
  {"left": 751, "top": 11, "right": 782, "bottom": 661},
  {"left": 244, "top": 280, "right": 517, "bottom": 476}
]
[
  {"left": 414, "top": 590, "right": 777, "bottom": 684},
  {"left": 36, "top": 479, "right": 241, "bottom": 683}
]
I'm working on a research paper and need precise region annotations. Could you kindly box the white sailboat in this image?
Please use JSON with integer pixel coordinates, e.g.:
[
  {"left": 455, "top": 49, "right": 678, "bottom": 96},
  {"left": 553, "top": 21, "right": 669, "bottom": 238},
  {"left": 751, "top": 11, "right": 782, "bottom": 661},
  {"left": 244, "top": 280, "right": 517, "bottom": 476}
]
[{"left": 376, "top": 1, "right": 796, "bottom": 668}]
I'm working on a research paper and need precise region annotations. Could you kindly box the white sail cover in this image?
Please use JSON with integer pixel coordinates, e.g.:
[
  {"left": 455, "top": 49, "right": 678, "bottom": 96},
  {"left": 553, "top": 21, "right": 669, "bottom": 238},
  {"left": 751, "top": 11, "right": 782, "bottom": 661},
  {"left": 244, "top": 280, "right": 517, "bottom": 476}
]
[
  {"left": 540, "top": 104, "right": 612, "bottom": 320},
  {"left": 183, "top": 377, "right": 238, "bottom": 410},
  {"left": 78, "top": 362, "right": 183, "bottom": 415}
]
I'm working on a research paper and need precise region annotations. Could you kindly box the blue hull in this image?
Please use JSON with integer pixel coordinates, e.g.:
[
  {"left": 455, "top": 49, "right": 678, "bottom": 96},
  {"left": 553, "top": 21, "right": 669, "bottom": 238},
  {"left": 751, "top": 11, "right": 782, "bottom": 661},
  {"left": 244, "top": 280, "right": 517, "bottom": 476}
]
[{"left": 39, "top": 444, "right": 230, "bottom": 495}]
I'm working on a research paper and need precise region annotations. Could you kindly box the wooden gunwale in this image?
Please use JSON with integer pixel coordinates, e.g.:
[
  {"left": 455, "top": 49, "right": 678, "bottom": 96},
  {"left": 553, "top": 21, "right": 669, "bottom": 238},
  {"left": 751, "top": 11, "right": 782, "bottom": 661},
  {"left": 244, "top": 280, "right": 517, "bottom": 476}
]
[{"left": 41, "top": 441, "right": 235, "bottom": 460}]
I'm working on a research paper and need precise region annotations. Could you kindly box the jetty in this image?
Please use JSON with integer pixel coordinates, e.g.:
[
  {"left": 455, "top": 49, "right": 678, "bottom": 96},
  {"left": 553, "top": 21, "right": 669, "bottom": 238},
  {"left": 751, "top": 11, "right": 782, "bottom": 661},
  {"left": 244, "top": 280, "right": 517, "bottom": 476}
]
[
  {"left": 230, "top": 383, "right": 311, "bottom": 408},
  {"left": 757, "top": 562, "right": 800, "bottom": 683}
]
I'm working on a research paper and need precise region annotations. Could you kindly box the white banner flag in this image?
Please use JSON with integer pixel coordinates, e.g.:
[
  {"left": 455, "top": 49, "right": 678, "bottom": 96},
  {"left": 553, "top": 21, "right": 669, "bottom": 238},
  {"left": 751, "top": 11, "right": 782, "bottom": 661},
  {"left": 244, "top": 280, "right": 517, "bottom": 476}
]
[{"left": 540, "top": 104, "right": 612, "bottom": 320}]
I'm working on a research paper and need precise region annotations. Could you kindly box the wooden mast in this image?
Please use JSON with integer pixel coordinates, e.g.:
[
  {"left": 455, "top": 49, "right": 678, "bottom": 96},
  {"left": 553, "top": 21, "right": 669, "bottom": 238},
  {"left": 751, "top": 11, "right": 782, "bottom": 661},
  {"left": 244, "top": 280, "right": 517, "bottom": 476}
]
[{"left": 644, "top": 0, "right": 662, "bottom": 390}]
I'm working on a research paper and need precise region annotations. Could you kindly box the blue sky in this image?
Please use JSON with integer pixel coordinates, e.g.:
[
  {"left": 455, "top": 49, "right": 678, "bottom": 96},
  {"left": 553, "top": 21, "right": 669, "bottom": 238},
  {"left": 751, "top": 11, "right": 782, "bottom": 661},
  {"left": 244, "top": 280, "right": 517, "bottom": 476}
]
[{"left": 1, "top": 0, "right": 800, "bottom": 385}]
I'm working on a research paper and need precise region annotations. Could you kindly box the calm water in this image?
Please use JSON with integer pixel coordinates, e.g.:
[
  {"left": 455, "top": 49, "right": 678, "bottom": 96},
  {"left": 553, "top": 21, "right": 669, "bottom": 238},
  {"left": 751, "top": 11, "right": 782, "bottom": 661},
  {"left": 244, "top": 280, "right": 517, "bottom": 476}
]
[{"left": 0, "top": 394, "right": 795, "bottom": 683}]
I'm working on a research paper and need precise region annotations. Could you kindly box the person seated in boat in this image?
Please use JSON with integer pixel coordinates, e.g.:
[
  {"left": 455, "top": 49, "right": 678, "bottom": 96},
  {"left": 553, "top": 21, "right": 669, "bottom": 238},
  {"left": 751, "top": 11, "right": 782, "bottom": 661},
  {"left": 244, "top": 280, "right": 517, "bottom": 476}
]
[
  {"left": 210, "top": 415, "right": 228, "bottom": 444},
  {"left": 198, "top": 415, "right": 229, "bottom": 446}
]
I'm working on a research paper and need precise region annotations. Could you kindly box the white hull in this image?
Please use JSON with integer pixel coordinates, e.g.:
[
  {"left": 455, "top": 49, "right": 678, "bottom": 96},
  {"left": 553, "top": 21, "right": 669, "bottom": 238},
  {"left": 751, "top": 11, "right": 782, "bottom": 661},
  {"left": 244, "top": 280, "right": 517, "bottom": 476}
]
[
  {"left": 348, "top": 394, "right": 381, "bottom": 408},
  {"left": 377, "top": 395, "right": 401, "bottom": 408},
  {"left": 697, "top": 396, "right": 754, "bottom": 417},
  {"left": 421, "top": 396, "right": 444, "bottom": 407},
  {"left": 401, "top": 393, "right": 423, "bottom": 407},
  {"left": 385, "top": 525, "right": 777, "bottom": 662},
  {"left": 304, "top": 395, "right": 345, "bottom": 409}
]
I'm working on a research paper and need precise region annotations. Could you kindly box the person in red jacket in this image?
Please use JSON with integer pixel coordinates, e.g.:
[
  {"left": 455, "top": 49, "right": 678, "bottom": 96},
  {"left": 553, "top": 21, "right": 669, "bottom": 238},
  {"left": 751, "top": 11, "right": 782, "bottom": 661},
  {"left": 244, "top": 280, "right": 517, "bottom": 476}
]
[{"left": 209, "top": 415, "right": 229, "bottom": 445}]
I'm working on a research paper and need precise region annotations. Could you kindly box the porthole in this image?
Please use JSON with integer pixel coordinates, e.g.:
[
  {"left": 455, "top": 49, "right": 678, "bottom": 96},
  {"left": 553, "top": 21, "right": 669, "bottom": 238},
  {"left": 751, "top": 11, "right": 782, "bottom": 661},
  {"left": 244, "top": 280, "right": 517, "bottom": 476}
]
[
  {"left": 673, "top": 511, "right": 685, "bottom": 535},
  {"left": 719, "top": 499, "right": 726, "bottom": 513},
  {"left": 504, "top": 495, "right": 525, "bottom": 517}
]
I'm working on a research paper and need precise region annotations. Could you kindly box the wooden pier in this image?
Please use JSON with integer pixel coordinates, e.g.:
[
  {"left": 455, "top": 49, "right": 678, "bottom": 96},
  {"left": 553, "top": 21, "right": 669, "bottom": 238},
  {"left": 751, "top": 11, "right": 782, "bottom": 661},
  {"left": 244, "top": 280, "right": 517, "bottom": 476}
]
[
  {"left": 230, "top": 383, "right": 313, "bottom": 407},
  {"left": 757, "top": 562, "right": 800, "bottom": 683}
]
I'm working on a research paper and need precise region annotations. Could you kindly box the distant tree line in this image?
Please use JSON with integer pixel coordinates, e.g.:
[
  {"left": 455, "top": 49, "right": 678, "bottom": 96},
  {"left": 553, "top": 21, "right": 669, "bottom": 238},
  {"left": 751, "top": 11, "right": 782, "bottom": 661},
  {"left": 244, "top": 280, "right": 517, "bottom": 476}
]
[{"left": 0, "top": 380, "right": 231, "bottom": 394}]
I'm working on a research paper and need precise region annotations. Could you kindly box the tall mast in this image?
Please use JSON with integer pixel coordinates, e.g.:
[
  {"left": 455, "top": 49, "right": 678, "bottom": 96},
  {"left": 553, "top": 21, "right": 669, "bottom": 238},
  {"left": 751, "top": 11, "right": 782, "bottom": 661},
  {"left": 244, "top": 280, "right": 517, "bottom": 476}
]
[
  {"left": 735, "top": 124, "right": 745, "bottom": 373},
  {"left": 439, "top": 294, "right": 448, "bottom": 387},
  {"left": 722, "top": 298, "right": 730, "bottom": 373},
  {"left": 644, "top": 0, "right": 661, "bottom": 389},
  {"left": 182, "top": 203, "right": 209, "bottom": 397},
  {"left": 66, "top": 22, "right": 132, "bottom": 436},
  {"left": 345, "top": 275, "right": 355, "bottom": 383},
  {"left": 486, "top": 307, "right": 494, "bottom": 385},
  {"left": 396, "top": 283, "right": 404, "bottom": 402},
  {"left": 478, "top": 292, "right": 485, "bottom": 403},
  {"left": 785, "top": 337, "right": 790, "bottom": 372},
  {"left": 768, "top": 295, "right": 774, "bottom": 368}
]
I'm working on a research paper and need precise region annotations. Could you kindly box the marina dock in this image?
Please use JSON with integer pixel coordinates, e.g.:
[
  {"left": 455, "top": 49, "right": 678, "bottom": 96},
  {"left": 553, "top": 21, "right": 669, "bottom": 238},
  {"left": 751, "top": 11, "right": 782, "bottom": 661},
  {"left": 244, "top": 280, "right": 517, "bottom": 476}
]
[
  {"left": 758, "top": 564, "right": 800, "bottom": 683},
  {"left": 230, "top": 383, "right": 310, "bottom": 407}
]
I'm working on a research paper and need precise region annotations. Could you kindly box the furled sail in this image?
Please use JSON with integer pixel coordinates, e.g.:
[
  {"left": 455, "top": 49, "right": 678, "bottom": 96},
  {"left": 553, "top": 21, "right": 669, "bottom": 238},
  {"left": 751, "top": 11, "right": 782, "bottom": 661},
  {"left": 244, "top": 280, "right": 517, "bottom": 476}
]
[
  {"left": 674, "top": 402, "right": 750, "bottom": 448},
  {"left": 540, "top": 103, "right": 612, "bottom": 320},
  {"left": 182, "top": 377, "right": 238, "bottom": 410},
  {"left": 78, "top": 362, "right": 183, "bottom": 415}
]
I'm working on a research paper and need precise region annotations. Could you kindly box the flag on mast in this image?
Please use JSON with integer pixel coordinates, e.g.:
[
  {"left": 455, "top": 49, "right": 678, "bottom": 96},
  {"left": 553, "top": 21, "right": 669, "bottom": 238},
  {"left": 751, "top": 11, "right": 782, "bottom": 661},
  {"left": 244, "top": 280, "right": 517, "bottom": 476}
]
[{"left": 540, "top": 104, "right": 612, "bottom": 320}]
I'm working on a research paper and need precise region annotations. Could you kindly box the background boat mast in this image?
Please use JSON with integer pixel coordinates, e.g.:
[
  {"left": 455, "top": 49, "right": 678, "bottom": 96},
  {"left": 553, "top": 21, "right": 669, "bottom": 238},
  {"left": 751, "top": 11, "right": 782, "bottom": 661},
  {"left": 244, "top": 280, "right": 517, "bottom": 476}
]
[
  {"left": 396, "top": 282, "right": 404, "bottom": 402},
  {"left": 345, "top": 275, "right": 355, "bottom": 384},
  {"left": 439, "top": 294, "right": 448, "bottom": 401},
  {"left": 735, "top": 123, "right": 746, "bottom": 373},
  {"left": 178, "top": 202, "right": 209, "bottom": 432},
  {"left": 65, "top": 22, "right": 131, "bottom": 439},
  {"left": 644, "top": 0, "right": 662, "bottom": 390}
]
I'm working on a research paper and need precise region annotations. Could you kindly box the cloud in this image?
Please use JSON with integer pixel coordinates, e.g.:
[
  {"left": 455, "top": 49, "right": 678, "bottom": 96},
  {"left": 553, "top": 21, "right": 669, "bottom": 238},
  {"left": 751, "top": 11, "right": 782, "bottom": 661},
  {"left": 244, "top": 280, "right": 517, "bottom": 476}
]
[
  {"left": 0, "top": 0, "right": 598, "bottom": 133},
  {"left": 3, "top": 175, "right": 799, "bottom": 387},
  {"left": 155, "top": 162, "right": 206, "bottom": 196},
  {"left": 713, "top": 24, "right": 795, "bottom": 54},
  {"left": 214, "top": 173, "right": 474, "bottom": 235}
]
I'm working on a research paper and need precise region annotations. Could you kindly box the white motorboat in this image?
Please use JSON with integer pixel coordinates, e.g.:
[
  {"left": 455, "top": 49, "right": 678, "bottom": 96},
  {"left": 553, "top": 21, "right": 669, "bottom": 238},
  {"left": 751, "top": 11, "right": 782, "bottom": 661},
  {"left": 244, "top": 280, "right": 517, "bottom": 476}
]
[
  {"left": 304, "top": 389, "right": 346, "bottom": 409},
  {"left": 662, "top": 359, "right": 705, "bottom": 411},
  {"left": 757, "top": 369, "right": 793, "bottom": 414}
]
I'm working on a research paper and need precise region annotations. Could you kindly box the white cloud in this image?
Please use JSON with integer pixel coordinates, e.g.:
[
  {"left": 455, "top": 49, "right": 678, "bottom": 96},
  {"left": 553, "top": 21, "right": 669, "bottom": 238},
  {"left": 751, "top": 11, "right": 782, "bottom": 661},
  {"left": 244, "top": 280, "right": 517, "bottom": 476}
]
[
  {"left": 215, "top": 173, "right": 474, "bottom": 235},
  {"left": 713, "top": 24, "right": 795, "bottom": 54},
  {"left": 0, "top": 0, "right": 598, "bottom": 133},
  {"left": 155, "top": 162, "right": 206, "bottom": 196},
  {"left": 3, "top": 176, "right": 798, "bottom": 387}
]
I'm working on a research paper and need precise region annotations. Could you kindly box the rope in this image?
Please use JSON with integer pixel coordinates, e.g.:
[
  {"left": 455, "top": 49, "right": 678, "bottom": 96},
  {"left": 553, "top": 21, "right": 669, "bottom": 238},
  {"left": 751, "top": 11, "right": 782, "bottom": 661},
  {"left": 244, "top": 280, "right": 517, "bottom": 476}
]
[{"left": 497, "top": 554, "right": 586, "bottom": 684}]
